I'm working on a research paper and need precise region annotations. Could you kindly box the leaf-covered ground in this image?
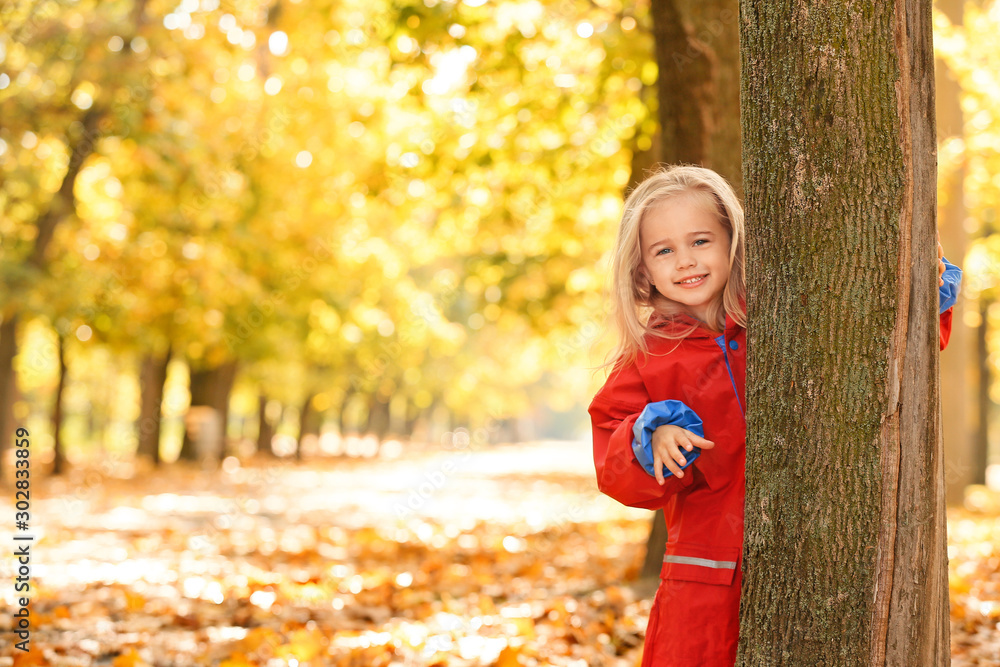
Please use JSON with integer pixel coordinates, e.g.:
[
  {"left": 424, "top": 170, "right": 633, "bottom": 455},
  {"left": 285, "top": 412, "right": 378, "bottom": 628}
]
[{"left": 0, "top": 439, "right": 998, "bottom": 666}]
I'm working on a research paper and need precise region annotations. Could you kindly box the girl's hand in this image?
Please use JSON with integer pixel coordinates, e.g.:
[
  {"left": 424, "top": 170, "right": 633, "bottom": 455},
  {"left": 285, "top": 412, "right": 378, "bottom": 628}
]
[
  {"left": 650, "top": 424, "right": 715, "bottom": 485},
  {"left": 938, "top": 230, "right": 945, "bottom": 287}
]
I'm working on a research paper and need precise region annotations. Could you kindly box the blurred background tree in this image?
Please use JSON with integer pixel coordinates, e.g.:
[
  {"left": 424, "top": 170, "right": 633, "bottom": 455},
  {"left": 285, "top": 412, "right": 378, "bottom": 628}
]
[{"left": 0, "top": 0, "right": 650, "bottom": 481}]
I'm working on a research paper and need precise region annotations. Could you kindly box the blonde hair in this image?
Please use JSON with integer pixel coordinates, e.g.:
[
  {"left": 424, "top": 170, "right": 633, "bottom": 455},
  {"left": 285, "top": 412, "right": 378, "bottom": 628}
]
[{"left": 601, "top": 163, "right": 746, "bottom": 370}]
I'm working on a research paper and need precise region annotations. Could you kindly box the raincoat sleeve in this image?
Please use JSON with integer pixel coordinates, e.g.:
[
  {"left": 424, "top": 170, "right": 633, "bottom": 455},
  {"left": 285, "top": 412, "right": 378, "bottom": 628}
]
[
  {"left": 589, "top": 362, "right": 698, "bottom": 510},
  {"left": 939, "top": 256, "right": 962, "bottom": 351},
  {"left": 632, "top": 400, "right": 705, "bottom": 478}
]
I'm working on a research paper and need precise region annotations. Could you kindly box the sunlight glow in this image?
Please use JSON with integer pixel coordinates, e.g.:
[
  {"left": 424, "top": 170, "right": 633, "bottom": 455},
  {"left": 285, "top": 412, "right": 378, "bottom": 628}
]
[
  {"left": 422, "top": 46, "right": 477, "bottom": 96},
  {"left": 269, "top": 30, "right": 289, "bottom": 56},
  {"left": 264, "top": 75, "right": 282, "bottom": 95}
]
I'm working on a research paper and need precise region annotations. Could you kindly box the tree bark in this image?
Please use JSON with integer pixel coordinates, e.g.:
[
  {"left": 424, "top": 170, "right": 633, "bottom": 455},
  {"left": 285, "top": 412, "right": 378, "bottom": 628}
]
[
  {"left": 50, "top": 333, "right": 68, "bottom": 476},
  {"left": 650, "top": 0, "right": 741, "bottom": 193},
  {"left": 738, "top": 1, "right": 949, "bottom": 664},
  {"left": 136, "top": 345, "right": 171, "bottom": 465},
  {"left": 674, "top": 0, "right": 742, "bottom": 196},
  {"left": 936, "top": 0, "right": 973, "bottom": 502}
]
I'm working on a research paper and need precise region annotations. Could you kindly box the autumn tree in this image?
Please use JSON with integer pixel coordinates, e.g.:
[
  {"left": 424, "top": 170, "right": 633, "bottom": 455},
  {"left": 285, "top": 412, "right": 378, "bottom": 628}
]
[
  {"left": 0, "top": 0, "right": 152, "bottom": 483},
  {"left": 3, "top": 0, "right": 653, "bottom": 476},
  {"left": 738, "top": 0, "right": 949, "bottom": 664}
]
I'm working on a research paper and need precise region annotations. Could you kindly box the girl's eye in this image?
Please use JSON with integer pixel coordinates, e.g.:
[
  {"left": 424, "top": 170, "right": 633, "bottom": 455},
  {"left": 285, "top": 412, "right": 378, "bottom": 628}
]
[
  {"left": 694, "top": 239, "right": 708, "bottom": 246},
  {"left": 656, "top": 247, "right": 672, "bottom": 256}
]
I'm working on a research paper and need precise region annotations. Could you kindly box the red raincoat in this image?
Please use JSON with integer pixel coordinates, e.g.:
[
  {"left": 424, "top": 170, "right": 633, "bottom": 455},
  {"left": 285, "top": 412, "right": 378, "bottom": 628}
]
[{"left": 589, "top": 306, "right": 956, "bottom": 666}]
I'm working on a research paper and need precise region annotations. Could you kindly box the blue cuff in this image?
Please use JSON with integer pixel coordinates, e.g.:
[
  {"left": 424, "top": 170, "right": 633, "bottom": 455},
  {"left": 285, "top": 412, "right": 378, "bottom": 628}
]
[
  {"left": 940, "top": 256, "right": 962, "bottom": 314},
  {"left": 631, "top": 400, "right": 704, "bottom": 478}
]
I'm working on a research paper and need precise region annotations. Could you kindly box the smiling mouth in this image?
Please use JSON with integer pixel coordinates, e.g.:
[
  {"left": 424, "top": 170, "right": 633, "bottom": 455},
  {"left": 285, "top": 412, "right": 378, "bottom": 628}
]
[{"left": 675, "top": 274, "right": 708, "bottom": 286}]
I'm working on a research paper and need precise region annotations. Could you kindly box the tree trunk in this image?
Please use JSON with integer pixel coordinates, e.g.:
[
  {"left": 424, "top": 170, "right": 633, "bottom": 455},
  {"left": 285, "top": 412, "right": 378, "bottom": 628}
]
[
  {"left": 0, "top": 314, "right": 18, "bottom": 486},
  {"left": 365, "top": 393, "right": 391, "bottom": 443},
  {"left": 337, "top": 386, "right": 355, "bottom": 437},
  {"left": 215, "top": 360, "right": 237, "bottom": 457},
  {"left": 137, "top": 345, "right": 171, "bottom": 465},
  {"left": 50, "top": 333, "right": 68, "bottom": 476},
  {"left": 257, "top": 393, "right": 276, "bottom": 456},
  {"left": 650, "top": 0, "right": 741, "bottom": 192},
  {"left": 403, "top": 400, "right": 423, "bottom": 438},
  {"left": 936, "top": 0, "right": 973, "bottom": 502},
  {"left": 295, "top": 392, "right": 314, "bottom": 460},
  {"left": 674, "top": 0, "right": 742, "bottom": 196},
  {"left": 179, "top": 367, "right": 209, "bottom": 462},
  {"left": 738, "top": 1, "right": 949, "bottom": 664},
  {"left": 974, "top": 298, "right": 990, "bottom": 485},
  {"left": 180, "top": 359, "right": 237, "bottom": 464},
  {"left": 641, "top": 0, "right": 741, "bottom": 580}
]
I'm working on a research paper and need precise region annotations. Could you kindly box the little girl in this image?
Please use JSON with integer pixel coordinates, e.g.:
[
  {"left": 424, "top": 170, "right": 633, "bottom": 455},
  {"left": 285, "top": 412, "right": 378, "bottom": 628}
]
[{"left": 588, "top": 164, "right": 962, "bottom": 665}]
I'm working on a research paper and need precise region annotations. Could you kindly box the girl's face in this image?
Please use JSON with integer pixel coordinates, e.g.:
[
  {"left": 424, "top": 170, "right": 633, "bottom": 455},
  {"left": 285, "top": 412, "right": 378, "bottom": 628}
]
[{"left": 639, "top": 194, "right": 731, "bottom": 324}]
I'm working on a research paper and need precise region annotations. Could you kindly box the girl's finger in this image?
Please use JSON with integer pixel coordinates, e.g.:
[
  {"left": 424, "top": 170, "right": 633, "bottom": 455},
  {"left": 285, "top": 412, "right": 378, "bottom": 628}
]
[
  {"left": 691, "top": 435, "right": 716, "bottom": 449},
  {"left": 653, "top": 451, "right": 664, "bottom": 486},
  {"left": 675, "top": 447, "right": 688, "bottom": 467},
  {"left": 676, "top": 439, "right": 692, "bottom": 465},
  {"left": 664, "top": 456, "right": 683, "bottom": 479}
]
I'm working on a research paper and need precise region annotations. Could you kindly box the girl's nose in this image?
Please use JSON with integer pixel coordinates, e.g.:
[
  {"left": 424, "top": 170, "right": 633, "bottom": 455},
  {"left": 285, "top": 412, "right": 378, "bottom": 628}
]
[{"left": 675, "top": 250, "right": 696, "bottom": 269}]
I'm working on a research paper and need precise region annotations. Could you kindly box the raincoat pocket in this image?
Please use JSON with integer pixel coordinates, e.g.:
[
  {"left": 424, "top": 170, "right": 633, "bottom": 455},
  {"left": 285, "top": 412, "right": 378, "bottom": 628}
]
[{"left": 660, "top": 542, "right": 740, "bottom": 587}]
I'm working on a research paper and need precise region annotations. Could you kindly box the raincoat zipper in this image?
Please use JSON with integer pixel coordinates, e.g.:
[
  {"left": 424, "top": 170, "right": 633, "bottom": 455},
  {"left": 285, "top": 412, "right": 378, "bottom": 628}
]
[{"left": 714, "top": 334, "right": 744, "bottom": 419}]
